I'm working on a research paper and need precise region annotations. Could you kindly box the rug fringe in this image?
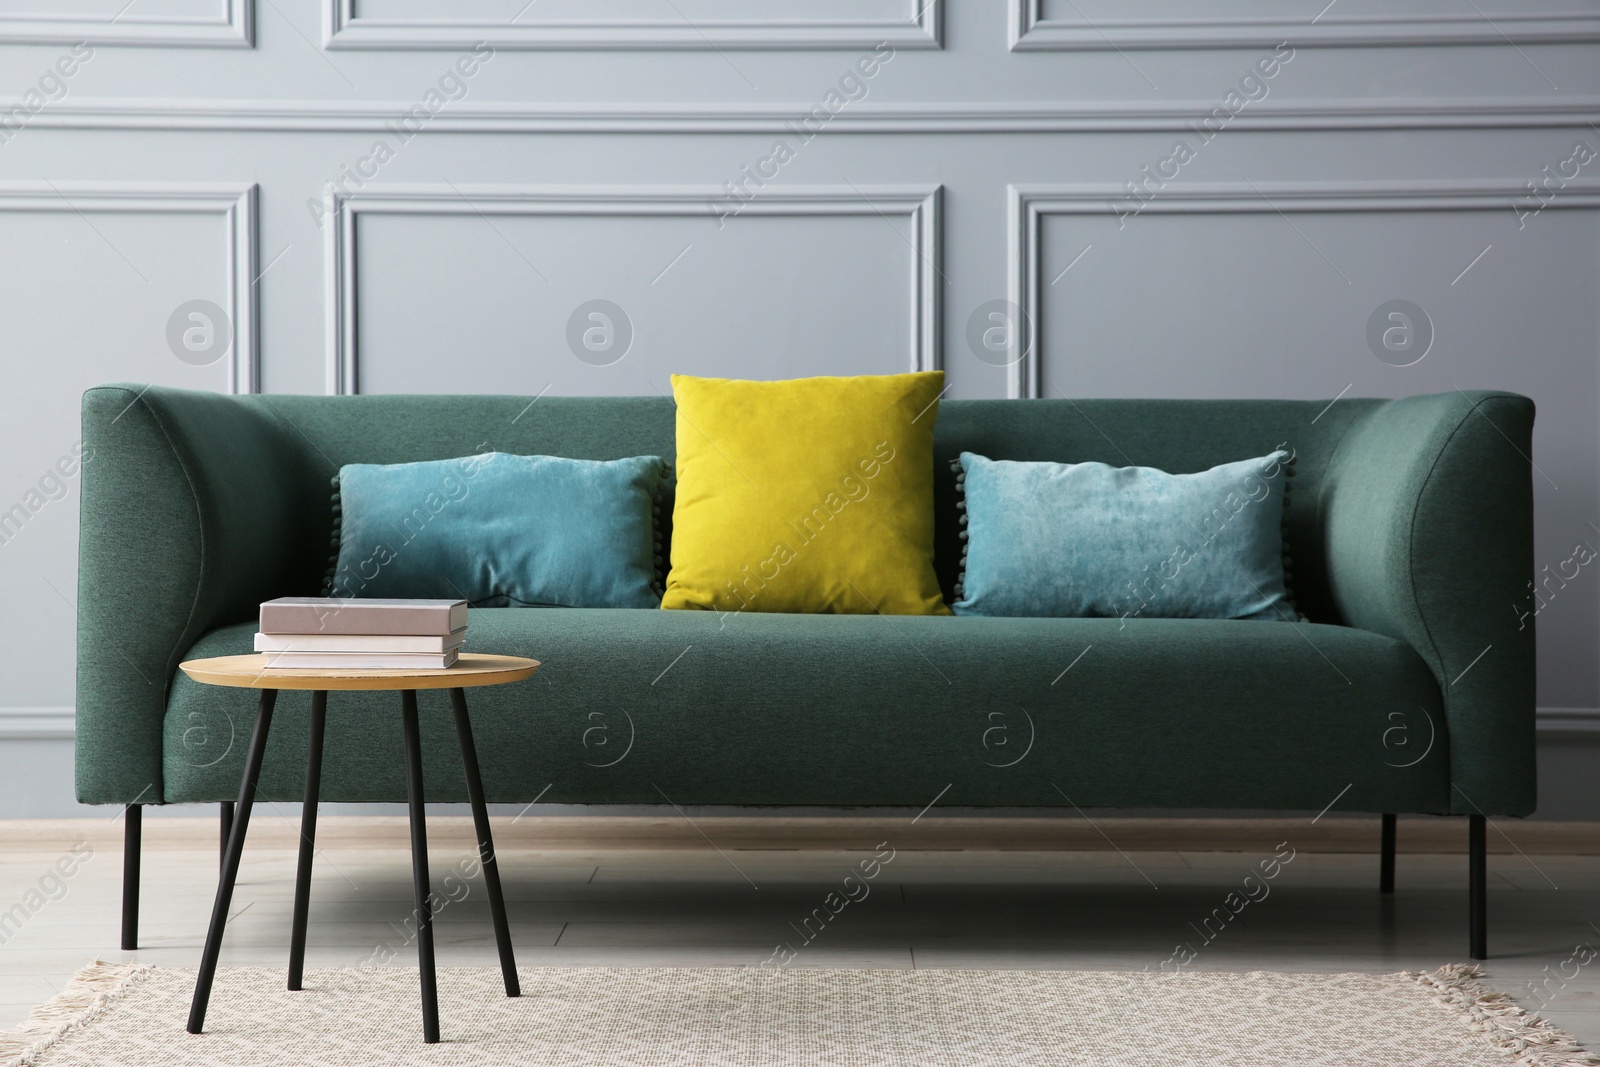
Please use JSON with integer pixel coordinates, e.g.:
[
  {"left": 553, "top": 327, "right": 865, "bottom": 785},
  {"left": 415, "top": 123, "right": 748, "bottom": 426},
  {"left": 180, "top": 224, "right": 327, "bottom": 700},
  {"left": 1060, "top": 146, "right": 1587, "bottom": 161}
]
[
  {"left": 3, "top": 962, "right": 1596, "bottom": 1065},
  {"left": 0, "top": 960, "right": 151, "bottom": 1067},
  {"left": 1414, "top": 963, "right": 1600, "bottom": 1066}
]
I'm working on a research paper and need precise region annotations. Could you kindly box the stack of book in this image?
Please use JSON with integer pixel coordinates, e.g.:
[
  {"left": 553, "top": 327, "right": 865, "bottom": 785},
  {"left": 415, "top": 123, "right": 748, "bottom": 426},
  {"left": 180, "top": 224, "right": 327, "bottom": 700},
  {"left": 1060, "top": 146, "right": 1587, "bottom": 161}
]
[{"left": 255, "top": 597, "right": 468, "bottom": 669}]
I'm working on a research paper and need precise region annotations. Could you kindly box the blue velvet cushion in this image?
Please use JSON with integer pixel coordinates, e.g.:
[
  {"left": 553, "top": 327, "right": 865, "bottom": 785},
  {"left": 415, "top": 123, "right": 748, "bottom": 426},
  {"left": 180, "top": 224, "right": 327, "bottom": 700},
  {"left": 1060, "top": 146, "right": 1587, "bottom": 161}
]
[
  {"left": 952, "top": 450, "right": 1296, "bottom": 621},
  {"left": 329, "top": 452, "right": 666, "bottom": 608}
]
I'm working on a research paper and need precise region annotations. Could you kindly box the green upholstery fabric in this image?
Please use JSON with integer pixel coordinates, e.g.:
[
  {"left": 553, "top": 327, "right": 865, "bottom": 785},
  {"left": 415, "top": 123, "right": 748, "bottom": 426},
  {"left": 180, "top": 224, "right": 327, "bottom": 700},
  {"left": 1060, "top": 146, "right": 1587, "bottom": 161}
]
[
  {"left": 1320, "top": 393, "right": 1536, "bottom": 815},
  {"left": 165, "top": 610, "right": 1447, "bottom": 813},
  {"left": 78, "top": 385, "right": 1536, "bottom": 815}
]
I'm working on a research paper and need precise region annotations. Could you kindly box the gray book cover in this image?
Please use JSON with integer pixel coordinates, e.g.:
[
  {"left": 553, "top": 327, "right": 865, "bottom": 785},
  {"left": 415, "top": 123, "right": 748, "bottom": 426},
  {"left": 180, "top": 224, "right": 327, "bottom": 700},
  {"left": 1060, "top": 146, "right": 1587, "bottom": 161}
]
[{"left": 259, "top": 597, "right": 468, "bottom": 636}]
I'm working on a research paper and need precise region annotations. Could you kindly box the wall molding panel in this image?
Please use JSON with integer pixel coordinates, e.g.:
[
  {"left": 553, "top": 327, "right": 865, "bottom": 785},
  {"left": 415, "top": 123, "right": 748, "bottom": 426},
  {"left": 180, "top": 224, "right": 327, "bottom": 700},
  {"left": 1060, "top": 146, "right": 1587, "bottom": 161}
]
[
  {"left": 22, "top": 97, "right": 1600, "bottom": 134},
  {"left": 325, "top": 184, "right": 941, "bottom": 395},
  {"left": 0, "top": 183, "right": 258, "bottom": 394},
  {"left": 0, "top": 708, "right": 73, "bottom": 741},
  {"left": 323, "top": 0, "right": 940, "bottom": 50},
  {"left": 1007, "top": 180, "right": 1600, "bottom": 399},
  {"left": 1538, "top": 707, "right": 1600, "bottom": 738},
  {"left": 1009, "top": 1, "right": 1600, "bottom": 51},
  {"left": 0, "top": 0, "right": 252, "bottom": 47}
]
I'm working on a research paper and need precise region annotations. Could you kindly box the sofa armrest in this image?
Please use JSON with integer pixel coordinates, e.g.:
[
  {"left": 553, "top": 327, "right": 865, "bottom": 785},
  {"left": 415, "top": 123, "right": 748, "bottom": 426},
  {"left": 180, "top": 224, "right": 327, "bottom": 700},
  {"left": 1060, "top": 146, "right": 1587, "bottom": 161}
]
[
  {"left": 76, "top": 385, "right": 325, "bottom": 805},
  {"left": 1321, "top": 390, "right": 1536, "bottom": 816}
]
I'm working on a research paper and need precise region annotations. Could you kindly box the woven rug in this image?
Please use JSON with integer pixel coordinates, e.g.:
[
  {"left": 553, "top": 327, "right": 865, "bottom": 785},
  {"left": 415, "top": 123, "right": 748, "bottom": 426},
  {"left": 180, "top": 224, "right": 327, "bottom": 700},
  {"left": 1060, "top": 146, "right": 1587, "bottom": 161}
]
[{"left": 2, "top": 963, "right": 1595, "bottom": 1066}]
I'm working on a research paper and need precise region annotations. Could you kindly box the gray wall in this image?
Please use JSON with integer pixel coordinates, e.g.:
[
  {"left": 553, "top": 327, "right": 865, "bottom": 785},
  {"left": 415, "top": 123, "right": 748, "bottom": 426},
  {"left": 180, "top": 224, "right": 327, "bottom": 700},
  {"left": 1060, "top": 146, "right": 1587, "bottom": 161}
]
[{"left": 1, "top": 1, "right": 1598, "bottom": 817}]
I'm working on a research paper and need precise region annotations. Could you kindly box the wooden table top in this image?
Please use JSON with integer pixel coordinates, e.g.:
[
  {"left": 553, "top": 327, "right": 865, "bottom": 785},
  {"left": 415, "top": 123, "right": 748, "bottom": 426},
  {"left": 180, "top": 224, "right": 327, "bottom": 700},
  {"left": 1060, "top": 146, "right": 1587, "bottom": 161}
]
[{"left": 178, "top": 653, "right": 540, "bottom": 691}]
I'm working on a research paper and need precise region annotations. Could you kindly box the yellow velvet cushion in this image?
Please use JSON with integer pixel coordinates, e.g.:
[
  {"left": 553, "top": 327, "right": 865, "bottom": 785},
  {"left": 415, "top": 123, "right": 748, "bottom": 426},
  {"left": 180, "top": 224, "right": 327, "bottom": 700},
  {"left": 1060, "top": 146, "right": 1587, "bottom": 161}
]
[{"left": 662, "top": 372, "right": 951, "bottom": 616}]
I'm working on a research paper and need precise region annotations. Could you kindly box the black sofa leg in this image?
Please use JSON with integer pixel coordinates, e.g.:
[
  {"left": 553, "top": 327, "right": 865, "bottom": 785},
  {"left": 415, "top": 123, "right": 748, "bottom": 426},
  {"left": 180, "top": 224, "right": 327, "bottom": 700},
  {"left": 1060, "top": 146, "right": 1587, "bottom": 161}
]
[
  {"left": 121, "top": 804, "right": 141, "bottom": 951},
  {"left": 1470, "top": 814, "right": 1487, "bottom": 960},
  {"left": 220, "top": 801, "right": 234, "bottom": 870},
  {"left": 1380, "top": 813, "right": 1396, "bottom": 894}
]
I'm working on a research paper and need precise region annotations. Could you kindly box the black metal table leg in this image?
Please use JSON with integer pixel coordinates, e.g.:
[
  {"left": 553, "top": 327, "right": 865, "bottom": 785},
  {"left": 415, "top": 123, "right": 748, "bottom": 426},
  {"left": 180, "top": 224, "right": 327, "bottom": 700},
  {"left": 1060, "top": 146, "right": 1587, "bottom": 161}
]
[
  {"left": 189, "top": 688, "right": 277, "bottom": 1035},
  {"left": 220, "top": 802, "right": 234, "bottom": 871},
  {"left": 1379, "top": 813, "right": 1396, "bottom": 894},
  {"left": 121, "top": 805, "right": 141, "bottom": 951},
  {"left": 401, "top": 690, "right": 440, "bottom": 1044},
  {"left": 450, "top": 687, "right": 519, "bottom": 997},
  {"left": 288, "top": 691, "right": 328, "bottom": 991}
]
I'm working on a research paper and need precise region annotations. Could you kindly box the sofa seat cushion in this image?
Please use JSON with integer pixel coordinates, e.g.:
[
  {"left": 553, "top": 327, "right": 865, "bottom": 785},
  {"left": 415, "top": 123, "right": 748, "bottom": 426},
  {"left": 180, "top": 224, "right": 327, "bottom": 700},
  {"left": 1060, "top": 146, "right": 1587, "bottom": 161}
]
[{"left": 164, "top": 610, "right": 1448, "bottom": 814}]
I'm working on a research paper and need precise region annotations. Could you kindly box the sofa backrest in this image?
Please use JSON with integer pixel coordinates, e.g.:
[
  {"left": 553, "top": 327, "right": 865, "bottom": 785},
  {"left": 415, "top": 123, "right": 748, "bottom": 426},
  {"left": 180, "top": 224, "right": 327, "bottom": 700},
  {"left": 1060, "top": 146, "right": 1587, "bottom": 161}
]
[{"left": 191, "top": 391, "right": 1379, "bottom": 623}]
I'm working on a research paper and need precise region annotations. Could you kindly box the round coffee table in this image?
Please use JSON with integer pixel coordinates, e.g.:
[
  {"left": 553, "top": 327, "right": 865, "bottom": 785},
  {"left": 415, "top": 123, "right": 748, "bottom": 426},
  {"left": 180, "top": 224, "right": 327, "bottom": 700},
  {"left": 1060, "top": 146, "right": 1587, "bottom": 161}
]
[{"left": 177, "top": 653, "right": 540, "bottom": 1044}]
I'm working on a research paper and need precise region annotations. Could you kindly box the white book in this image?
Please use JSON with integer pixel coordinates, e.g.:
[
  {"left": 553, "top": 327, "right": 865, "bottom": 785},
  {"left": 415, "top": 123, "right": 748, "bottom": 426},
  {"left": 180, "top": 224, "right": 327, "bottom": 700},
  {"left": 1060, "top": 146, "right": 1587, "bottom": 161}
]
[
  {"left": 254, "top": 629, "right": 465, "bottom": 654},
  {"left": 260, "top": 650, "right": 460, "bottom": 670}
]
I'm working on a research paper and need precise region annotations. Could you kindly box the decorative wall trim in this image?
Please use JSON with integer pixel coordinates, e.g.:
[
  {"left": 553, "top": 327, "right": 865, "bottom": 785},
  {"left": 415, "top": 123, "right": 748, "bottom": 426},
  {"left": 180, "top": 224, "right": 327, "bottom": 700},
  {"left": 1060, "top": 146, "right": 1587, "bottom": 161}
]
[
  {"left": 20, "top": 97, "right": 1600, "bottom": 134},
  {"left": 325, "top": 184, "right": 941, "bottom": 395},
  {"left": 324, "top": 0, "right": 938, "bottom": 50},
  {"left": 1537, "top": 707, "right": 1600, "bottom": 738},
  {"left": 1009, "top": 0, "right": 1600, "bottom": 51},
  {"left": 0, "top": 183, "right": 257, "bottom": 394},
  {"left": 0, "top": 707, "right": 73, "bottom": 741},
  {"left": 1007, "top": 180, "right": 1600, "bottom": 399},
  {"left": 0, "top": 0, "right": 252, "bottom": 47}
]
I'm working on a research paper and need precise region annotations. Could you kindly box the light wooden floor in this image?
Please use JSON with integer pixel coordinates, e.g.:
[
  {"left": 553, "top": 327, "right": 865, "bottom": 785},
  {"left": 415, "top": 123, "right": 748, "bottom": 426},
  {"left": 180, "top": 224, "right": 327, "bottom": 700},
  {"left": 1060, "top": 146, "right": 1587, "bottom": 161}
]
[{"left": 3, "top": 814, "right": 1599, "bottom": 1048}]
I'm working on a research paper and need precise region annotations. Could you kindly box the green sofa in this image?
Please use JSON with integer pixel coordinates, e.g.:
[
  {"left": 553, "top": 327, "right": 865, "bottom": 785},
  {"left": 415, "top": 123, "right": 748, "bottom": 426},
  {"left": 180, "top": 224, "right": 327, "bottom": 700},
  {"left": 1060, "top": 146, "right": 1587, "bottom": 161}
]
[{"left": 77, "top": 384, "right": 1535, "bottom": 959}]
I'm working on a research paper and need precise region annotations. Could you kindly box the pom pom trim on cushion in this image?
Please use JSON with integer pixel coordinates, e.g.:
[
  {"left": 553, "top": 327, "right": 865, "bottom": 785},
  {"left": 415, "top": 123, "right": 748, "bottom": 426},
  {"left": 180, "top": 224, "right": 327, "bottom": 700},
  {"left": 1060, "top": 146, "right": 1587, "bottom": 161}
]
[
  {"left": 650, "top": 459, "right": 672, "bottom": 599},
  {"left": 322, "top": 472, "right": 342, "bottom": 596},
  {"left": 1279, "top": 451, "right": 1306, "bottom": 622},
  {"left": 950, "top": 456, "right": 970, "bottom": 599}
]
